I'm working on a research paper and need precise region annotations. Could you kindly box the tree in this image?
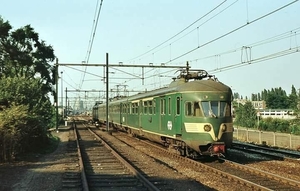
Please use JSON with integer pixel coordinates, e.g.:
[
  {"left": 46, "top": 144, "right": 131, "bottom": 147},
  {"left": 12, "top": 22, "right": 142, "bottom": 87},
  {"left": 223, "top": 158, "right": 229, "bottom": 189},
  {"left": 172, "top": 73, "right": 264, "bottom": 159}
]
[
  {"left": 0, "top": 16, "right": 56, "bottom": 161},
  {"left": 0, "top": 16, "right": 56, "bottom": 100},
  {"left": 234, "top": 101, "right": 257, "bottom": 128},
  {"left": 0, "top": 77, "right": 55, "bottom": 160},
  {"left": 233, "top": 92, "right": 240, "bottom": 99},
  {"left": 257, "top": 92, "right": 261, "bottom": 101},
  {"left": 251, "top": 93, "right": 258, "bottom": 101},
  {"left": 288, "top": 85, "right": 298, "bottom": 110},
  {"left": 0, "top": 103, "right": 29, "bottom": 161},
  {"left": 265, "top": 87, "right": 289, "bottom": 109},
  {"left": 261, "top": 89, "right": 267, "bottom": 101}
]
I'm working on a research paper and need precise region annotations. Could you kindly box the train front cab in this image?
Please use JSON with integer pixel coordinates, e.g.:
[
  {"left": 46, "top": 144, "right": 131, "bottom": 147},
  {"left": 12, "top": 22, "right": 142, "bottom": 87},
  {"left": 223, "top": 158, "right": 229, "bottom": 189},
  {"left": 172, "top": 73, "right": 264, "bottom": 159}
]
[{"left": 181, "top": 93, "right": 233, "bottom": 157}]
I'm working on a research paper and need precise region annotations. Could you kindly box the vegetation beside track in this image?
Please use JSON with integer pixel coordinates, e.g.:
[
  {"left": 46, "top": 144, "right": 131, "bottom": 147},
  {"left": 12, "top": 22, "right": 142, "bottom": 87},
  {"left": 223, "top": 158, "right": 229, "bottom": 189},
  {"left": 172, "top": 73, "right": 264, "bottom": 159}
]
[{"left": 0, "top": 16, "right": 57, "bottom": 162}]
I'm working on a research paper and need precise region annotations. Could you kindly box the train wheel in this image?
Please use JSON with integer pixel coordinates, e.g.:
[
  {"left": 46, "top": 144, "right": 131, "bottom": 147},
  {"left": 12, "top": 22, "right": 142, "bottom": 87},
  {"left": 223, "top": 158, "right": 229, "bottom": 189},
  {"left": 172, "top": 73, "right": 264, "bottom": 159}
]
[
  {"left": 128, "top": 129, "right": 136, "bottom": 137},
  {"left": 167, "top": 145, "right": 182, "bottom": 155},
  {"left": 128, "top": 129, "right": 132, "bottom": 136},
  {"left": 179, "top": 148, "right": 186, "bottom": 156}
]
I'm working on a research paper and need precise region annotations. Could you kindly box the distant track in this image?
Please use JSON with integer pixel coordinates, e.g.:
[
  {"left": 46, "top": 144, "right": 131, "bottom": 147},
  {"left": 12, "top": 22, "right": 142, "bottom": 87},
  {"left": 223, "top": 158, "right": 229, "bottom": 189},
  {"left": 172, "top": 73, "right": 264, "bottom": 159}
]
[{"left": 231, "top": 141, "right": 300, "bottom": 163}]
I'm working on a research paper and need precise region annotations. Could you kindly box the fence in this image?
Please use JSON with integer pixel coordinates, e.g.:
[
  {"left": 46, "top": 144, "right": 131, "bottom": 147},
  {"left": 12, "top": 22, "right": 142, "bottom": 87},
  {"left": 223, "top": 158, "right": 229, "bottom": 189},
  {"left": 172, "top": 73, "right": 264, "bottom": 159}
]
[{"left": 233, "top": 128, "right": 300, "bottom": 150}]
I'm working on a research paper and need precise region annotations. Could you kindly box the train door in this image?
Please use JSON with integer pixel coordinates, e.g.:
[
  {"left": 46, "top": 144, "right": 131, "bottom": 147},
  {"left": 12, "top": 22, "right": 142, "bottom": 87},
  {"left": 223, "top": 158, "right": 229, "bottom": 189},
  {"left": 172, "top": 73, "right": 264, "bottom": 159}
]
[
  {"left": 174, "top": 96, "right": 182, "bottom": 135},
  {"left": 120, "top": 103, "right": 123, "bottom": 125},
  {"left": 166, "top": 96, "right": 174, "bottom": 135},
  {"left": 139, "top": 100, "right": 142, "bottom": 128},
  {"left": 159, "top": 97, "right": 166, "bottom": 132}
]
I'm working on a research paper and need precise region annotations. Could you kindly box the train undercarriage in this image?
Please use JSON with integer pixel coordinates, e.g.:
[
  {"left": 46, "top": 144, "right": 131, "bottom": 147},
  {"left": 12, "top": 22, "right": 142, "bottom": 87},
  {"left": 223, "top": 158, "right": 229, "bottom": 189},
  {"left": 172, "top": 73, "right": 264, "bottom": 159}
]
[
  {"left": 161, "top": 137, "right": 226, "bottom": 158},
  {"left": 96, "top": 120, "right": 227, "bottom": 158}
]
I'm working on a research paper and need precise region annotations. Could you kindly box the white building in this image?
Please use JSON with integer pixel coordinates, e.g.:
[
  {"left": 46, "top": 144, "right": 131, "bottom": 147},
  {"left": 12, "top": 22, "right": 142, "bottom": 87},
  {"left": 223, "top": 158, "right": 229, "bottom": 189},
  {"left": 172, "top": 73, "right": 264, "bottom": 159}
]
[{"left": 258, "top": 109, "right": 296, "bottom": 120}]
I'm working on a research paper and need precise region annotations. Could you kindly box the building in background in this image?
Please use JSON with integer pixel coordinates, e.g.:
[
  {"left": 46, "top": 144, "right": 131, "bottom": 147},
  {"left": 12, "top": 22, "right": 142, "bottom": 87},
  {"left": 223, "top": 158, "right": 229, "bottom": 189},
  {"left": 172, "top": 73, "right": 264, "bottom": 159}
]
[{"left": 234, "top": 99, "right": 295, "bottom": 120}]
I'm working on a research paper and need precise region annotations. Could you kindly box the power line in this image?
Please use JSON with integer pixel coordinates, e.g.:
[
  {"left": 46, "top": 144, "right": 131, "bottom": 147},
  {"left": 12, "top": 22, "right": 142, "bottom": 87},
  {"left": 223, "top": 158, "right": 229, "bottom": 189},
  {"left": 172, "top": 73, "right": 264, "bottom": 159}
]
[
  {"left": 85, "top": 0, "right": 104, "bottom": 64},
  {"left": 126, "top": 0, "right": 228, "bottom": 62},
  {"left": 188, "top": 27, "right": 300, "bottom": 63},
  {"left": 65, "top": 66, "right": 103, "bottom": 78},
  {"left": 129, "top": 46, "right": 300, "bottom": 93},
  {"left": 84, "top": 0, "right": 101, "bottom": 63},
  {"left": 164, "top": 0, "right": 299, "bottom": 64},
  {"left": 128, "top": 27, "right": 300, "bottom": 92},
  {"left": 208, "top": 46, "right": 300, "bottom": 73},
  {"left": 79, "top": 0, "right": 104, "bottom": 89},
  {"left": 147, "top": 0, "right": 239, "bottom": 59}
]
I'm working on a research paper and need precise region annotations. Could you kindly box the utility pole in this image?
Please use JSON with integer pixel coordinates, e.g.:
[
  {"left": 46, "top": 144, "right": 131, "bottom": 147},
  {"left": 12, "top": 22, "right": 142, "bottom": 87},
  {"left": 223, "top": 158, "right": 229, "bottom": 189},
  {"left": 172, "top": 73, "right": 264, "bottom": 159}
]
[
  {"left": 61, "top": 71, "right": 63, "bottom": 118},
  {"left": 55, "top": 58, "right": 59, "bottom": 132},
  {"left": 65, "top": 87, "right": 67, "bottom": 117},
  {"left": 106, "top": 53, "right": 109, "bottom": 132}
]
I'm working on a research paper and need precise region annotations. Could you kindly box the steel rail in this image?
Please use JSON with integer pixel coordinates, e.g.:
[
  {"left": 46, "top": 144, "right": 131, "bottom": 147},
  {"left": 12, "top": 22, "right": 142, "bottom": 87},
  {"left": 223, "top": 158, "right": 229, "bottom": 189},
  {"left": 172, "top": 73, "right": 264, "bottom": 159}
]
[
  {"left": 73, "top": 121, "right": 89, "bottom": 191},
  {"left": 128, "top": 133, "right": 300, "bottom": 190},
  {"left": 86, "top": 125, "right": 160, "bottom": 191}
]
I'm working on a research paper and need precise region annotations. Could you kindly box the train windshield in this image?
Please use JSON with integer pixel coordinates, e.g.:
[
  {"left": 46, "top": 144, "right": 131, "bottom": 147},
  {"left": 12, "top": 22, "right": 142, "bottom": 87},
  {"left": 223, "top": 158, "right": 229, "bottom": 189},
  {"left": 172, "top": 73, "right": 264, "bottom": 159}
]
[
  {"left": 185, "top": 101, "right": 231, "bottom": 118},
  {"left": 201, "top": 101, "right": 231, "bottom": 118}
]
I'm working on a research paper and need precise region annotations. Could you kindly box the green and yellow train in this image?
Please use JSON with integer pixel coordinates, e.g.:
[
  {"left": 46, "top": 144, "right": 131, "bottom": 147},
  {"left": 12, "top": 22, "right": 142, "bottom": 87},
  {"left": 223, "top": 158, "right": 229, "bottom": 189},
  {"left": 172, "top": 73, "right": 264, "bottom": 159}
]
[{"left": 92, "top": 67, "right": 233, "bottom": 157}]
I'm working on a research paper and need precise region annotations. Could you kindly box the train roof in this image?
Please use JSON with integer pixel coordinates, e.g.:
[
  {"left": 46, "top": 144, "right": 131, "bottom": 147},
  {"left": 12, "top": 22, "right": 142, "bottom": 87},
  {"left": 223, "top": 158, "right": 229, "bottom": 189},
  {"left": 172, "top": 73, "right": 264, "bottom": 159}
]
[
  {"left": 103, "top": 67, "right": 232, "bottom": 104},
  {"left": 108, "top": 78, "right": 231, "bottom": 104}
]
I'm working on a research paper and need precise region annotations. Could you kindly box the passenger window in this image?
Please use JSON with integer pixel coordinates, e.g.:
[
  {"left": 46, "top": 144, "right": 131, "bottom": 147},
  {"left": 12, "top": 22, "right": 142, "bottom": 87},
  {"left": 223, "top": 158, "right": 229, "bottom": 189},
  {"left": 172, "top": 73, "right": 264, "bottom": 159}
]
[
  {"left": 211, "top": 101, "right": 218, "bottom": 117},
  {"left": 186, "top": 102, "right": 192, "bottom": 116},
  {"left": 201, "top": 101, "right": 231, "bottom": 118},
  {"left": 149, "top": 100, "right": 152, "bottom": 114},
  {"left": 168, "top": 97, "right": 171, "bottom": 115},
  {"left": 225, "top": 102, "right": 231, "bottom": 117},
  {"left": 136, "top": 103, "right": 139, "bottom": 114},
  {"left": 160, "top": 99, "right": 165, "bottom": 114},
  {"left": 176, "top": 97, "right": 180, "bottom": 115},
  {"left": 144, "top": 101, "right": 148, "bottom": 114},
  {"left": 201, "top": 101, "right": 210, "bottom": 117},
  {"left": 220, "top": 102, "right": 226, "bottom": 117},
  {"left": 194, "top": 102, "right": 203, "bottom": 117}
]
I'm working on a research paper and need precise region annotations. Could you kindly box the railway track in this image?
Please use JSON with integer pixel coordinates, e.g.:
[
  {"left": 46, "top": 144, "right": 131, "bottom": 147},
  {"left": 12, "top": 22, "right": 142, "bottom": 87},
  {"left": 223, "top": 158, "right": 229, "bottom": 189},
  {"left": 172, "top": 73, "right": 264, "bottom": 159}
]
[
  {"left": 208, "top": 159, "right": 300, "bottom": 190},
  {"left": 89, "top": 125, "right": 207, "bottom": 190},
  {"left": 231, "top": 141, "right": 300, "bottom": 163},
  {"left": 73, "top": 121, "right": 159, "bottom": 191},
  {"left": 106, "top": 128, "right": 300, "bottom": 191},
  {"left": 61, "top": 124, "right": 83, "bottom": 190},
  {"left": 74, "top": 119, "right": 300, "bottom": 190}
]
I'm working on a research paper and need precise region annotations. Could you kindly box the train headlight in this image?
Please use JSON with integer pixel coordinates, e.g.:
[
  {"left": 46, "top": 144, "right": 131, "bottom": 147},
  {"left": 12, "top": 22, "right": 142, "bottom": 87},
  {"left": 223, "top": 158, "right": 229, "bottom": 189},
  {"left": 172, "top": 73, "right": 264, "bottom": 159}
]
[
  {"left": 221, "top": 124, "right": 227, "bottom": 132},
  {"left": 204, "top": 125, "right": 211, "bottom": 132}
]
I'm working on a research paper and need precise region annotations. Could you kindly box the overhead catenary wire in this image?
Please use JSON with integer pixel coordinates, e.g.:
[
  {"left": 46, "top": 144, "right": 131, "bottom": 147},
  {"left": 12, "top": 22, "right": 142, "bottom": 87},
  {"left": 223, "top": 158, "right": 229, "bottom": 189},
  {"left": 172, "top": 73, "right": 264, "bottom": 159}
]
[
  {"left": 79, "top": 0, "right": 104, "bottom": 89},
  {"left": 189, "top": 27, "right": 300, "bottom": 63},
  {"left": 164, "top": 0, "right": 299, "bottom": 64},
  {"left": 84, "top": 0, "right": 101, "bottom": 63},
  {"left": 117, "top": 0, "right": 232, "bottom": 88},
  {"left": 128, "top": 45, "right": 300, "bottom": 94},
  {"left": 126, "top": 0, "right": 228, "bottom": 62},
  {"left": 65, "top": 1, "right": 299, "bottom": 108},
  {"left": 149, "top": 0, "right": 239, "bottom": 58},
  {"left": 114, "top": 26, "right": 300, "bottom": 90},
  {"left": 129, "top": 27, "right": 300, "bottom": 93},
  {"left": 66, "top": 66, "right": 103, "bottom": 79},
  {"left": 208, "top": 46, "right": 300, "bottom": 74}
]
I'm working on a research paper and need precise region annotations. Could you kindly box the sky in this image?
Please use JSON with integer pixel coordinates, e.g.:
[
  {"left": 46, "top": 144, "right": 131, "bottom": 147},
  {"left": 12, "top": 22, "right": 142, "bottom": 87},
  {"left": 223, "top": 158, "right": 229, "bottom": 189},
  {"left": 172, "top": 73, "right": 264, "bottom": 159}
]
[{"left": 1, "top": 0, "right": 300, "bottom": 109}]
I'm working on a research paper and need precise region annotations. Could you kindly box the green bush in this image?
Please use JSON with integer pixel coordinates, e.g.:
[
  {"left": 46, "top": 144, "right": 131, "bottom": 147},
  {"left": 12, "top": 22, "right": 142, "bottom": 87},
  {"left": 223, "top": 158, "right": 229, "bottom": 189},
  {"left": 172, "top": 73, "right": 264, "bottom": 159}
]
[
  {"left": 289, "top": 119, "right": 300, "bottom": 135},
  {"left": 259, "top": 118, "right": 299, "bottom": 134}
]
